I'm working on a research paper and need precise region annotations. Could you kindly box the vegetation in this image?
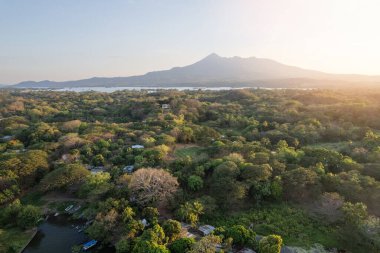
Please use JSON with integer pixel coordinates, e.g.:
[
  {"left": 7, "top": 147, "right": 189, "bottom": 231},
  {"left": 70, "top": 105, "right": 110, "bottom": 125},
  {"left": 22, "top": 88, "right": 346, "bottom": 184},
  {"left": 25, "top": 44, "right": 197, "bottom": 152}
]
[{"left": 0, "top": 88, "right": 380, "bottom": 252}]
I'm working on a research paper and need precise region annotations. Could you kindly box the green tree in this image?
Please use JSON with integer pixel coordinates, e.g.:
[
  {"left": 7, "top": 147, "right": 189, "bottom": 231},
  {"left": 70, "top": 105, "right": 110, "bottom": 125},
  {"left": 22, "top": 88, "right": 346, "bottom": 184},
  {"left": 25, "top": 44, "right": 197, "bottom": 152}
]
[
  {"left": 187, "top": 175, "right": 203, "bottom": 191},
  {"left": 17, "top": 205, "right": 41, "bottom": 229},
  {"left": 79, "top": 172, "right": 112, "bottom": 198},
  {"left": 92, "top": 154, "right": 105, "bottom": 166},
  {"left": 116, "top": 238, "right": 132, "bottom": 253},
  {"left": 188, "top": 235, "right": 221, "bottom": 253},
  {"left": 225, "top": 225, "right": 256, "bottom": 247},
  {"left": 169, "top": 238, "right": 195, "bottom": 253},
  {"left": 122, "top": 206, "right": 135, "bottom": 223},
  {"left": 177, "top": 201, "right": 204, "bottom": 227},
  {"left": 162, "top": 219, "right": 182, "bottom": 242},
  {"left": 39, "top": 164, "right": 90, "bottom": 192},
  {"left": 259, "top": 235, "right": 283, "bottom": 253},
  {"left": 143, "top": 207, "right": 159, "bottom": 225},
  {"left": 132, "top": 240, "right": 169, "bottom": 253}
]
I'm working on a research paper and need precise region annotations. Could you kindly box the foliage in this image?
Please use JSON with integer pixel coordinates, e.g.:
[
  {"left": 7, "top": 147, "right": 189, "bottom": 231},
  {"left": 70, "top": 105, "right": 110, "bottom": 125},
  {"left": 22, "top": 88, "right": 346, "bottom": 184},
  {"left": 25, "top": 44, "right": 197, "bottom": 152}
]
[
  {"left": 1, "top": 89, "right": 380, "bottom": 252},
  {"left": 168, "top": 237, "right": 195, "bottom": 253},
  {"left": 162, "top": 219, "right": 182, "bottom": 242},
  {"left": 39, "top": 163, "right": 90, "bottom": 192},
  {"left": 16, "top": 205, "right": 41, "bottom": 229},
  {"left": 259, "top": 234, "right": 283, "bottom": 253},
  {"left": 177, "top": 200, "right": 204, "bottom": 227},
  {"left": 188, "top": 235, "right": 222, "bottom": 253}
]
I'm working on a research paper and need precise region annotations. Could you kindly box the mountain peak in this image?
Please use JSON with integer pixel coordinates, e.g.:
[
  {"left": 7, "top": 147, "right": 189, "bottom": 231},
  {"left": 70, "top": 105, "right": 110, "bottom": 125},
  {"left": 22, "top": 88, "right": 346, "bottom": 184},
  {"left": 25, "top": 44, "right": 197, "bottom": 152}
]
[{"left": 203, "top": 53, "right": 222, "bottom": 60}]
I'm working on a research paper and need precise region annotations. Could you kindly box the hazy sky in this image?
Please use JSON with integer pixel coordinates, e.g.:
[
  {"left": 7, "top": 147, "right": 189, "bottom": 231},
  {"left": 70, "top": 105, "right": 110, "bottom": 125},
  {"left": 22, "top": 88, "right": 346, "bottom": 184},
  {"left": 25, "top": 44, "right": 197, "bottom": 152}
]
[{"left": 1, "top": 0, "right": 380, "bottom": 84}]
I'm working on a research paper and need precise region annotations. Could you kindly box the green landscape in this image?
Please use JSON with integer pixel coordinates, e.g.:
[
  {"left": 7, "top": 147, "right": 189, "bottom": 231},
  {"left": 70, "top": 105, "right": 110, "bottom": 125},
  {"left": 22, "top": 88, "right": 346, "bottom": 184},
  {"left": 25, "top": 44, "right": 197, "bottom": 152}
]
[{"left": 0, "top": 88, "right": 379, "bottom": 253}]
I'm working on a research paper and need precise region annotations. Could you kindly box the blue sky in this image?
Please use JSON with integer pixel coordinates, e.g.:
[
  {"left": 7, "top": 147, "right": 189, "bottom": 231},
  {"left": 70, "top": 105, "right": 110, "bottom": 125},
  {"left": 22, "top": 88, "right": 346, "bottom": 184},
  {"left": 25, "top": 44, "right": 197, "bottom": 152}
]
[{"left": 1, "top": 0, "right": 380, "bottom": 84}]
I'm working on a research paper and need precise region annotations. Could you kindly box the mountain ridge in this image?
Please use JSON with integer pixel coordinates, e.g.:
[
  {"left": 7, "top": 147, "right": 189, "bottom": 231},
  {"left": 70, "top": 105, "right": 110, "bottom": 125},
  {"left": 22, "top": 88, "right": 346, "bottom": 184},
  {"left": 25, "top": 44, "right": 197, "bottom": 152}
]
[{"left": 5, "top": 54, "right": 380, "bottom": 88}]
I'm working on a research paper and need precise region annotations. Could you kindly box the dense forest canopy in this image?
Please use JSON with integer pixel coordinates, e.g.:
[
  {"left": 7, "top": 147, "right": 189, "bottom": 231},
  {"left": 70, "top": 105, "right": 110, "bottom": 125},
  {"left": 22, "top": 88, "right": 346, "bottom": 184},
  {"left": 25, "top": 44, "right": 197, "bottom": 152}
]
[{"left": 0, "top": 88, "right": 379, "bottom": 253}]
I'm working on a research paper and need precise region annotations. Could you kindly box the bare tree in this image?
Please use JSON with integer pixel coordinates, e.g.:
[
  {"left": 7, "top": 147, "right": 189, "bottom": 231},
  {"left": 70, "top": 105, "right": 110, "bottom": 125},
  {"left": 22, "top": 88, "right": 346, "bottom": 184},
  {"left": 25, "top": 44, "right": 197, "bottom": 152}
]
[{"left": 129, "top": 168, "right": 178, "bottom": 207}]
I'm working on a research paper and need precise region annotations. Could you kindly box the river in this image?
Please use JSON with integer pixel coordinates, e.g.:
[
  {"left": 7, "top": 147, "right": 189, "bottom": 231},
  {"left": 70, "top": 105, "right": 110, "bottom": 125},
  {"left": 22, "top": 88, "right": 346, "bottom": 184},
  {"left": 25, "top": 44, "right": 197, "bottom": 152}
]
[{"left": 23, "top": 215, "right": 115, "bottom": 253}]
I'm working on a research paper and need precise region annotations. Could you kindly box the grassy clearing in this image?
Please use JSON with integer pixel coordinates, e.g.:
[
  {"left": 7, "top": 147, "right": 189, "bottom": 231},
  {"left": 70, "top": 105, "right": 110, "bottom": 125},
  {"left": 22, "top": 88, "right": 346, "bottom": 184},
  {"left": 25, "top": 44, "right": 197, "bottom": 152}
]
[
  {"left": 0, "top": 227, "right": 36, "bottom": 253},
  {"left": 204, "top": 204, "right": 340, "bottom": 249},
  {"left": 174, "top": 146, "right": 204, "bottom": 159}
]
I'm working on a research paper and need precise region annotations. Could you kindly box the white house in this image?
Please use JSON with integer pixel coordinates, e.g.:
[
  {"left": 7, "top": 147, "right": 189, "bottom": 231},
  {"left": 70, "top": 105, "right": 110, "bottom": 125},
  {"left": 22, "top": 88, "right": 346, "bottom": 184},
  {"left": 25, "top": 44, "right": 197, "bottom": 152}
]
[{"left": 131, "top": 145, "right": 144, "bottom": 149}]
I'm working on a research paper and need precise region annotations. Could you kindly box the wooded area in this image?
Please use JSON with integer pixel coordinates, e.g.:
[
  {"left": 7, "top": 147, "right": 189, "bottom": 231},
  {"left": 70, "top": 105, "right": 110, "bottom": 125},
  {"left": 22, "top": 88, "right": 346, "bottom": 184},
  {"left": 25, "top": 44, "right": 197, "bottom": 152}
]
[{"left": 0, "top": 88, "right": 379, "bottom": 253}]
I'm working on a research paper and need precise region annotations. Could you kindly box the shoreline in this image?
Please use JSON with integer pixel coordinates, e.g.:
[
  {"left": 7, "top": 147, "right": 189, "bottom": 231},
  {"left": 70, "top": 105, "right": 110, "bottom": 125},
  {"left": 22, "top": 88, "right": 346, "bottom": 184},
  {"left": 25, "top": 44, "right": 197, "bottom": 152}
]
[{"left": 18, "top": 227, "right": 38, "bottom": 253}]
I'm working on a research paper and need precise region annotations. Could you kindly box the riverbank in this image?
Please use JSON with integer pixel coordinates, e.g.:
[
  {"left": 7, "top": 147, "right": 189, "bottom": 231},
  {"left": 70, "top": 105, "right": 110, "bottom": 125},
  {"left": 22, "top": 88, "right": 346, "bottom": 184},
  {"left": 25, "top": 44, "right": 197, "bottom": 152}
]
[{"left": 0, "top": 227, "right": 37, "bottom": 253}]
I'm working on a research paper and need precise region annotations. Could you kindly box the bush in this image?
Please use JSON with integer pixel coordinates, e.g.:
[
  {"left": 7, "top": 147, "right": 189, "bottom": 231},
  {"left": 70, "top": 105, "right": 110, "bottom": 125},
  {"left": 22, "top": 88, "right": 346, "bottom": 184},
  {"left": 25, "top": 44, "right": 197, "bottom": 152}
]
[
  {"left": 169, "top": 238, "right": 195, "bottom": 253},
  {"left": 259, "top": 235, "right": 283, "bottom": 253}
]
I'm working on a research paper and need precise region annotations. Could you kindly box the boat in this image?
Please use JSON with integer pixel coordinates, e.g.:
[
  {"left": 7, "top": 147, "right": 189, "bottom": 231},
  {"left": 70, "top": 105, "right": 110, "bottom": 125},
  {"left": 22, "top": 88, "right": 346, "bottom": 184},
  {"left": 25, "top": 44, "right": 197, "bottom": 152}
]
[
  {"left": 70, "top": 205, "right": 81, "bottom": 213},
  {"left": 83, "top": 239, "right": 98, "bottom": 250},
  {"left": 65, "top": 205, "right": 74, "bottom": 212},
  {"left": 54, "top": 212, "right": 59, "bottom": 216}
]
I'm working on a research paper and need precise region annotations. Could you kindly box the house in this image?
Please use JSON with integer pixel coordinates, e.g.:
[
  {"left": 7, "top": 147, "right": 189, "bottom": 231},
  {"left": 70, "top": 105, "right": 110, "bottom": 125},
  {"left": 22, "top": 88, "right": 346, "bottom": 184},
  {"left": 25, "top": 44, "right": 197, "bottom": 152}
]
[
  {"left": 131, "top": 144, "right": 144, "bottom": 149},
  {"left": 0, "top": 135, "right": 13, "bottom": 142},
  {"left": 88, "top": 166, "right": 106, "bottom": 175},
  {"left": 237, "top": 248, "right": 257, "bottom": 253},
  {"left": 198, "top": 225, "right": 215, "bottom": 236},
  {"left": 122, "top": 165, "right": 134, "bottom": 174},
  {"left": 161, "top": 104, "right": 170, "bottom": 109}
]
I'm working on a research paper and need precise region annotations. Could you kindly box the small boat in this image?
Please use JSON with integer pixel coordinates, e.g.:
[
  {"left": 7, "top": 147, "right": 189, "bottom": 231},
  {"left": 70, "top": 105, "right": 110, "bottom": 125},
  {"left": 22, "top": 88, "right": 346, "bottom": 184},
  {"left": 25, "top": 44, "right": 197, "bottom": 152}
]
[
  {"left": 54, "top": 212, "right": 59, "bottom": 216},
  {"left": 65, "top": 205, "right": 74, "bottom": 212},
  {"left": 85, "top": 219, "right": 94, "bottom": 226},
  {"left": 70, "top": 205, "right": 81, "bottom": 213},
  {"left": 83, "top": 239, "right": 98, "bottom": 250}
]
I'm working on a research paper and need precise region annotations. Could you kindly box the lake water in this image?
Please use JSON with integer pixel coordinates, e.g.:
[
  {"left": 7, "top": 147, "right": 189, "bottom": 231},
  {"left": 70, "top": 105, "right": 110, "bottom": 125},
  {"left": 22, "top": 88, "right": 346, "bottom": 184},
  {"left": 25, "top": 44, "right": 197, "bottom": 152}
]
[
  {"left": 23, "top": 215, "right": 115, "bottom": 253},
  {"left": 52, "top": 86, "right": 250, "bottom": 92}
]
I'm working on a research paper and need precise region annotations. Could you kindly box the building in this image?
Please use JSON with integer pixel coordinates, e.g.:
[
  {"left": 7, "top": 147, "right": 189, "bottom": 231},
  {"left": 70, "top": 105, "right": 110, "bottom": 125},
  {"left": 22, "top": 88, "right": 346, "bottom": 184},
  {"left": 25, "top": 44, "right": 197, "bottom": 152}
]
[
  {"left": 88, "top": 166, "right": 106, "bottom": 175},
  {"left": 162, "top": 104, "right": 170, "bottom": 109},
  {"left": 237, "top": 248, "right": 257, "bottom": 253},
  {"left": 198, "top": 225, "right": 215, "bottom": 236},
  {"left": 131, "top": 144, "right": 144, "bottom": 149},
  {"left": 0, "top": 135, "right": 13, "bottom": 142}
]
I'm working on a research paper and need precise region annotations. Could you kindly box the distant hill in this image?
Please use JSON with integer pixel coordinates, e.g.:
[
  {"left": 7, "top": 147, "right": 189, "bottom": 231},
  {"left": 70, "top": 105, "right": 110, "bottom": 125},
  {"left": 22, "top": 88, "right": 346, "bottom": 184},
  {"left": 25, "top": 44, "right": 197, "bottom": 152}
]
[{"left": 6, "top": 53, "right": 380, "bottom": 88}]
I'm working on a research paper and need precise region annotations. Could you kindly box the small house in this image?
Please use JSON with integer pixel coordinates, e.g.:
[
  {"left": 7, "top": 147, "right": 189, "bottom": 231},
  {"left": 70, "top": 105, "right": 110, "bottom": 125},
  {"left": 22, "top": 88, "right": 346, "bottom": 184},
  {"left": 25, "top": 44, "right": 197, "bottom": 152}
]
[
  {"left": 161, "top": 104, "right": 170, "bottom": 109},
  {"left": 89, "top": 166, "right": 106, "bottom": 175},
  {"left": 0, "top": 135, "right": 13, "bottom": 142},
  {"left": 122, "top": 165, "right": 134, "bottom": 174},
  {"left": 198, "top": 225, "right": 215, "bottom": 236},
  {"left": 131, "top": 145, "right": 144, "bottom": 149},
  {"left": 237, "top": 248, "right": 257, "bottom": 253}
]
